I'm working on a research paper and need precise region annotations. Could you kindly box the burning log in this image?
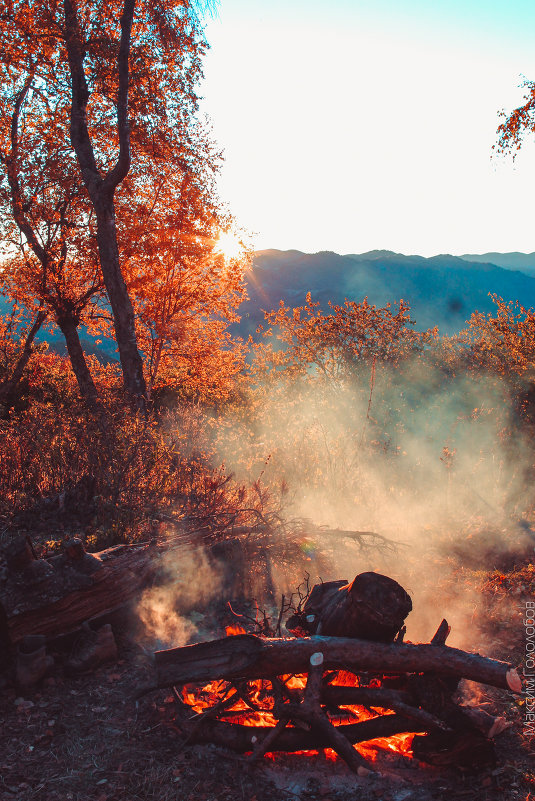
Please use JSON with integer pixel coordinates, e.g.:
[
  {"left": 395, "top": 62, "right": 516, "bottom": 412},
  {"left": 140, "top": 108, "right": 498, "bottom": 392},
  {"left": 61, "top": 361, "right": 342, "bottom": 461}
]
[
  {"left": 153, "top": 634, "right": 518, "bottom": 774},
  {"left": 180, "top": 711, "right": 423, "bottom": 755},
  {"left": 155, "top": 633, "right": 521, "bottom": 692},
  {"left": 321, "top": 686, "right": 450, "bottom": 731},
  {"left": 252, "top": 652, "right": 376, "bottom": 773},
  {"left": 286, "top": 572, "right": 412, "bottom": 641}
]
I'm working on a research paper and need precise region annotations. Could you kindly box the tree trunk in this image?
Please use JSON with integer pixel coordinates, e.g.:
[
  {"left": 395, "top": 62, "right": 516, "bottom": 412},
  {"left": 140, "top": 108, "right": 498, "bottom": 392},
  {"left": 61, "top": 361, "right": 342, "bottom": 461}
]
[
  {"left": 63, "top": 0, "right": 147, "bottom": 408},
  {"left": 0, "top": 309, "right": 47, "bottom": 414},
  {"left": 94, "top": 202, "right": 146, "bottom": 402},
  {"left": 57, "top": 314, "right": 98, "bottom": 403}
]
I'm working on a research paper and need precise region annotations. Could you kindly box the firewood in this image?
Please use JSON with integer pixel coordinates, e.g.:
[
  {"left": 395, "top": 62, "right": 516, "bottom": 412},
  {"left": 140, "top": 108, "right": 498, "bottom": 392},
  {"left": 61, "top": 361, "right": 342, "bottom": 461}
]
[
  {"left": 430, "top": 618, "right": 451, "bottom": 645},
  {"left": 461, "top": 706, "right": 512, "bottom": 739},
  {"left": 320, "top": 685, "right": 449, "bottom": 731},
  {"left": 155, "top": 634, "right": 521, "bottom": 692},
  {"left": 411, "top": 729, "right": 496, "bottom": 770},
  {"left": 176, "top": 711, "right": 422, "bottom": 754},
  {"left": 262, "top": 652, "right": 375, "bottom": 774},
  {"left": 286, "top": 572, "right": 412, "bottom": 641},
  {"left": 321, "top": 686, "right": 414, "bottom": 708}
]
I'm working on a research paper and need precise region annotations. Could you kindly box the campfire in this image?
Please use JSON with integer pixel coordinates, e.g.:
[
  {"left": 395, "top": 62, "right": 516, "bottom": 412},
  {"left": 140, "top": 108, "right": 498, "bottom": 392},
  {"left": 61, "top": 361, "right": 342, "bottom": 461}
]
[
  {"left": 153, "top": 572, "right": 521, "bottom": 775},
  {"left": 3, "top": 531, "right": 520, "bottom": 777}
]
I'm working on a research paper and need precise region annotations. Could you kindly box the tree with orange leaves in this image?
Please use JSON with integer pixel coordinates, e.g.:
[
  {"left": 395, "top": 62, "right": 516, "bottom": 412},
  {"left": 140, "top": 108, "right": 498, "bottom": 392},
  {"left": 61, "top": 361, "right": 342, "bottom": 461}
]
[
  {"left": 467, "top": 295, "right": 535, "bottom": 380},
  {"left": 0, "top": 61, "right": 104, "bottom": 403},
  {"left": 496, "top": 78, "right": 535, "bottom": 156},
  {"left": 0, "top": 0, "right": 240, "bottom": 407},
  {"left": 119, "top": 126, "right": 247, "bottom": 401},
  {"left": 255, "top": 293, "right": 434, "bottom": 383}
]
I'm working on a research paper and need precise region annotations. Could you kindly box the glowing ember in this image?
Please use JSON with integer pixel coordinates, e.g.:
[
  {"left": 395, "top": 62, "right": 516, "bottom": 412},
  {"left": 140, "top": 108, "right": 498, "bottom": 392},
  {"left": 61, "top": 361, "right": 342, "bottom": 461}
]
[{"left": 180, "top": 670, "right": 420, "bottom": 762}]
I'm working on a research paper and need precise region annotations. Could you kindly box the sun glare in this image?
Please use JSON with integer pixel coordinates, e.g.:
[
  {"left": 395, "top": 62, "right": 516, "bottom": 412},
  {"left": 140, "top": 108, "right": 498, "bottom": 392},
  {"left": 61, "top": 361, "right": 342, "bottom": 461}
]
[{"left": 216, "top": 231, "right": 243, "bottom": 260}]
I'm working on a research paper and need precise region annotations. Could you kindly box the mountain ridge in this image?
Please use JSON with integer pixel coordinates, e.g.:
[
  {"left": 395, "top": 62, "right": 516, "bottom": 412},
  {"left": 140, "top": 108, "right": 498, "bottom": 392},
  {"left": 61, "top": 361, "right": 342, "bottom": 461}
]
[{"left": 234, "top": 249, "right": 535, "bottom": 338}]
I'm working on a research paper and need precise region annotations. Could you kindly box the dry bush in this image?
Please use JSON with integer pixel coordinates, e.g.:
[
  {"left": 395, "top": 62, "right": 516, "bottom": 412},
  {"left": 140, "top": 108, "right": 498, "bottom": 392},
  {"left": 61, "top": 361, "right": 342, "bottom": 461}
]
[{"left": 0, "top": 351, "right": 281, "bottom": 548}]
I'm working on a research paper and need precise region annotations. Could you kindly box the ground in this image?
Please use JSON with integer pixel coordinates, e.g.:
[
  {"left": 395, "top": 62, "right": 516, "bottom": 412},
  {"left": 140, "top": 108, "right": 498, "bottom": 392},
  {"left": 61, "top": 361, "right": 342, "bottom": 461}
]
[{"left": 1, "top": 626, "right": 534, "bottom": 801}]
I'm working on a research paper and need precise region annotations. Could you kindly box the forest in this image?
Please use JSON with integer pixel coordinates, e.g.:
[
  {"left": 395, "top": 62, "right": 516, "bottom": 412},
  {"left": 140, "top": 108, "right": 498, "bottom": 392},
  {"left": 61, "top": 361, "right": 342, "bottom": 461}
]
[{"left": 0, "top": 2, "right": 535, "bottom": 800}]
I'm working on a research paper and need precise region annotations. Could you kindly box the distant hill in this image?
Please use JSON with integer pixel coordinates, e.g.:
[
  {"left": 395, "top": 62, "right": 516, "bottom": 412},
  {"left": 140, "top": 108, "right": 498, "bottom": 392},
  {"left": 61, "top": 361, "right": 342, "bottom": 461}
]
[
  {"left": 460, "top": 252, "right": 535, "bottom": 277},
  {"left": 234, "top": 249, "right": 535, "bottom": 338}
]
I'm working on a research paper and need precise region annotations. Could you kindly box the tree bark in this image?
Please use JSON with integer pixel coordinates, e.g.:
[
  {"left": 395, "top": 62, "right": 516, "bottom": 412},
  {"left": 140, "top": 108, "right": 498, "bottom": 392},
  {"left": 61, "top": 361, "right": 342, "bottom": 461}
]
[
  {"left": 155, "top": 634, "right": 521, "bottom": 692},
  {"left": 62, "top": 0, "right": 147, "bottom": 406},
  {"left": 57, "top": 313, "right": 98, "bottom": 403},
  {"left": 94, "top": 202, "right": 146, "bottom": 402},
  {"left": 2, "top": 540, "right": 159, "bottom": 643}
]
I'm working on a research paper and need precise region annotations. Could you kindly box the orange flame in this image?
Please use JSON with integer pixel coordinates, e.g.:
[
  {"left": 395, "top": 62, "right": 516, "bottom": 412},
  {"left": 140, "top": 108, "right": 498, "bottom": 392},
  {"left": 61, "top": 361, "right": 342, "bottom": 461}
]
[
  {"left": 180, "top": 669, "right": 420, "bottom": 762},
  {"left": 225, "top": 624, "right": 247, "bottom": 636}
]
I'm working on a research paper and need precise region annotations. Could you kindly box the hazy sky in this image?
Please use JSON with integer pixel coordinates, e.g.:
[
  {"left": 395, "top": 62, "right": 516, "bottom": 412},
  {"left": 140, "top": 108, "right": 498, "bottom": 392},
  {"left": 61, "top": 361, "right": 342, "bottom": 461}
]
[{"left": 200, "top": 0, "right": 535, "bottom": 256}]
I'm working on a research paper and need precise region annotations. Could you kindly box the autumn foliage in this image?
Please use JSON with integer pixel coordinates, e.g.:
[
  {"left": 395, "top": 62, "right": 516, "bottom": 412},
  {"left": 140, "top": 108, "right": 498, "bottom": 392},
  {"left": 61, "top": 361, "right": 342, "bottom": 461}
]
[
  {"left": 1, "top": 2, "right": 535, "bottom": 557},
  {"left": 0, "top": 0, "right": 247, "bottom": 408}
]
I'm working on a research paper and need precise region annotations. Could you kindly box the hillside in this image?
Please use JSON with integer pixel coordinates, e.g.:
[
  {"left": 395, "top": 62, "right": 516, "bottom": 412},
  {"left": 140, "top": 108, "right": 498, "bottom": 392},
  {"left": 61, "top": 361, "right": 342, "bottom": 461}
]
[{"left": 234, "top": 249, "right": 535, "bottom": 338}]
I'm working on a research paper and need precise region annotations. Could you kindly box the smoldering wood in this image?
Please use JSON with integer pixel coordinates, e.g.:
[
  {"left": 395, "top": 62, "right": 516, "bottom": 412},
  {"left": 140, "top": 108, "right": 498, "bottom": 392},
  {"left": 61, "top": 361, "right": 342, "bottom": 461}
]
[
  {"left": 262, "top": 655, "right": 376, "bottom": 773},
  {"left": 321, "top": 686, "right": 414, "bottom": 708},
  {"left": 320, "top": 686, "right": 449, "bottom": 731},
  {"left": 229, "top": 683, "right": 446, "bottom": 733},
  {"left": 174, "top": 676, "right": 495, "bottom": 768},
  {"left": 155, "top": 633, "right": 520, "bottom": 692},
  {"left": 404, "top": 671, "right": 499, "bottom": 748},
  {"left": 175, "top": 712, "right": 423, "bottom": 754},
  {"left": 286, "top": 572, "right": 412, "bottom": 642}
]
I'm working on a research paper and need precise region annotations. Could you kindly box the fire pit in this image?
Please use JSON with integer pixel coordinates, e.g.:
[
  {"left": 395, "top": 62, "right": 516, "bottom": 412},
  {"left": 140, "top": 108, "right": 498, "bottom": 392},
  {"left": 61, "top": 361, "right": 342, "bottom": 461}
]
[{"left": 152, "top": 573, "right": 521, "bottom": 774}]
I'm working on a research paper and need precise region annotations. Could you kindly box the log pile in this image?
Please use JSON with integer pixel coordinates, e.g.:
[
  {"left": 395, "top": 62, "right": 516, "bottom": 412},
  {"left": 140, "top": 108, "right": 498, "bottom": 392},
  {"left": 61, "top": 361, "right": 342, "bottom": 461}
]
[{"left": 153, "top": 572, "right": 521, "bottom": 774}]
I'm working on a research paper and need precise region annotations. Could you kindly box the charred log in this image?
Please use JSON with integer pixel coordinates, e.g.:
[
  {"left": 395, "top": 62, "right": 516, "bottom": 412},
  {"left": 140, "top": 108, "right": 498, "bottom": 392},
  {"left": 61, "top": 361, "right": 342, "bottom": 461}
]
[
  {"left": 286, "top": 572, "right": 412, "bottom": 641},
  {"left": 175, "top": 712, "right": 422, "bottom": 754},
  {"left": 412, "top": 729, "right": 496, "bottom": 771}
]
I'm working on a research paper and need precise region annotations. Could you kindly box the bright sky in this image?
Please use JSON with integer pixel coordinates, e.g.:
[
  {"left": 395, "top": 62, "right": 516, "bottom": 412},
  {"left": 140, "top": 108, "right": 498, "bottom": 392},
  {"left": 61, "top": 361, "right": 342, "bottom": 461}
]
[{"left": 200, "top": 0, "right": 535, "bottom": 257}]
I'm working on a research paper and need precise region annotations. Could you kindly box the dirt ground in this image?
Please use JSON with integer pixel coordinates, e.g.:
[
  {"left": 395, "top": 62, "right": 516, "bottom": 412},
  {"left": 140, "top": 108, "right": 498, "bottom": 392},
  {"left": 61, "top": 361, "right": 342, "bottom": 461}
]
[{"left": 1, "top": 626, "right": 534, "bottom": 801}]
